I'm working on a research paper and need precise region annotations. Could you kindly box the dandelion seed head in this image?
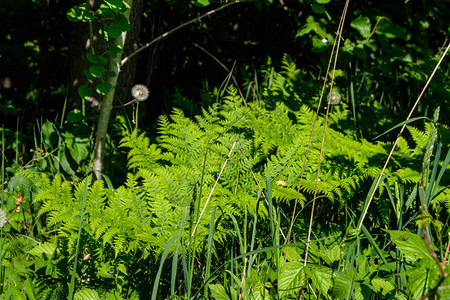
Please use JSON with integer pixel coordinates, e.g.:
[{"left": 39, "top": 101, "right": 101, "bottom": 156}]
[
  {"left": 131, "top": 84, "right": 149, "bottom": 101},
  {"left": 0, "top": 209, "right": 7, "bottom": 228},
  {"left": 327, "top": 92, "right": 341, "bottom": 105}
]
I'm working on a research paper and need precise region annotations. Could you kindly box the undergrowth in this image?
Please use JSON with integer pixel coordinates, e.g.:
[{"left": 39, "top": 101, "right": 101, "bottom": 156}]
[{"left": 1, "top": 54, "right": 449, "bottom": 298}]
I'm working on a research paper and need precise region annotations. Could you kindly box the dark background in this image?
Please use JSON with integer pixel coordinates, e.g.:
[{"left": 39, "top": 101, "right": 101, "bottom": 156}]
[{"left": 0, "top": 0, "right": 448, "bottom": 139}]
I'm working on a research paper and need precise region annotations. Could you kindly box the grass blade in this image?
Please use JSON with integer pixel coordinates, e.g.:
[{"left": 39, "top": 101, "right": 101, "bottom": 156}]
[
  {"left": 204, "top": 206, "right": 217, "bottom": 297},
  {"left": 152, "top": 235, "right": 179, "bottom": 300},
  {"left": 171, "top": 203, "right": 189, "bottom": 296}
]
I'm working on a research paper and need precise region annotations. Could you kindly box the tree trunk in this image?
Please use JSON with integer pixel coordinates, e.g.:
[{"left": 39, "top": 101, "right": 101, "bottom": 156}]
[
  {"left": 67, "top": 1, "right": 107, "bottom": 111},
  {"left": 68, "top": 0, "right": 144, "bottom": 111}
]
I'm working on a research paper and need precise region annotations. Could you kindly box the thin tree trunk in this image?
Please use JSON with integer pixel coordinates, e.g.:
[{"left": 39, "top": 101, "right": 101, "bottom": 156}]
[
  {"left": 67, "top": 1, "right": 107, "bottom": 111},
  {"left": 93, "top": 0, "right": 133, "bottom": 180}
]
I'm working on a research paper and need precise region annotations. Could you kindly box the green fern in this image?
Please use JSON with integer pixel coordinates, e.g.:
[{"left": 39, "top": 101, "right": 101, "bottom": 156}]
[{"left": 34, "top": 55, "right": 450, "bottom": 257}]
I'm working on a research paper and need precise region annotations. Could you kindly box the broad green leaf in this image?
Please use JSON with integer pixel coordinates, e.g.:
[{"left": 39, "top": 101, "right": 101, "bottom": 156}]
[
  {"left": 312, "top": 36, "right": 329, "bottom": 52},
  {"left": 66, "top": 110, "right": 84, "bottom": 123},
  {"left": 41, "top": 120, "right": 58, "bottom": 147},
  {"left": 437, "top": 273, "right": 450, "bottom": 298},
  {"left": 194, "top": 0, "right": 210, "bottom": 7},
  {"left": 105, "top": 25, "right": 122, "bottom": 39},
  {"left": 59, "top": 146, "right": 76, "bottom": 176},
  {"left": 96, "top": 82, "right": 112, "bottom": 95},
  {"left": 296, "top": 16, "right": 315, "bottom": 37},
  {"left": 354, "top": 283, "right": 373, "bottom": 300},
  {"left": 353, "top": 44, "right": 367, "bottom": 60},
  {"left": 316, "top": 0, "right": 331, "bottom": 3},
  {"left": 0, "top": 102, "right": 17, "bottom": 116},
  {"left": 78, "top": 85, "right": 92, "bottom": 100},
  {"left": 306, "top": 265, "right": 333, "bottom": 296},
  {"left": 67, "top": 4, "right": 95, "bottom": 22},
  {"left": 311, "top": 4, "right": 326, "bottom": 14},
  {"left": 318, "top": 244, "right": 341, "bottom": 265},
  {"left": 371, "top": 278, "right": 395, "bottom": 296},
  {"left": 28, "top": 242, "right": 57, "bottom": 256},
  {"left": 104, "top": 0, "right": 125, "bottom": 12},
  {"left": 109, "top": 44, "right": 123, "bottom": 58},
  {"left": 351, "top": 16, "right": 371, "bottom": 38},
  {"left": 250, "top": 287, "right": 272, "bottom": 300},
  {"left": 376, "top": 21, "right": 406, "bottom": 39},
  {"left": 385, "top": 230, "right": 434, "bottom": 262},
  {"left": 65, "top": 134, "right": 89, "bottom": 165},
  {"left": 89, "top": 64, "right": 105, "bottom": 78},
  {"left": 74, "top": 288, "right": 100, "bottom": 300},
  {"left": 279, "top": 261, "right": 305, "bottom": 296},
  {"left": 8, "top": 174, "right": 35, "bottom": 196},
  {"left": 86, "top": 52, "right": 98, "bottom": 64},
  {"left": 285, "top": 246, "right": 302, "bottom": 262},
  {"left": 114, "top": 14, "right": 130, "bottom": 32},
  {"left": 404, "top": 261, "right": 440, "bottom": 299},
  {"left": 83, "top": 69, "right": 95, "bottom": 81},
  {"left": 209, "top": 284, "right": 238, "bottom": 300},
  {"left": 331, "top": 274, "right": 350, "bottom": 299},
  {"left": 86, "top": 53, "right": 109, "bottom": 65}
]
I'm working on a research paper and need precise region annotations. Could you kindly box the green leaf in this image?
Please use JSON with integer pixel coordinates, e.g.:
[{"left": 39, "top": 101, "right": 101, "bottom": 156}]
[
  {"left": 311, "top": 4, "right": 326, "bottom": 14},
  {"left": 351, "top": 16, "right": 371, "bottom": 38},
  {"left": 114, "top": 14, "right": 130, "bottom": 32},
  {"left": 67, "top": 4, "right": 95, "bottom": 22},
  {"left": 74, "top": 288, "right": 100, "bottom": 300},
  {"left": 316, "top": 0, "right": 331, "bottom": 3},
  {"left": 353, "top": 44, "right": 367, "bottom": 60},
  {"left": 403, "top": 261, "right": 440, "bottom": 299},
  {"left": 332, "top": 274, "right": 350, "bottom": 299},
  {"left": 279, "top": 261, "right": 305, "bottom": 296},
  {"left": 194, "top": 0, "right": 210, "bottom": 7},
  {"left": 104, "top": 0, "right": 125, "bottom": 12},
  {"left": 83, "top": 70, "right": 95, "bottom": 81},
  {"left": 385, "top": 230, "right": 434, "bottom": 262},
  {"left": 78, "top": 85, "right": 92, "bottom": 100},
  {"left": 41, "top": 120, "right": 58, "bottom": 147},
  {"left": 96, "top": 82, "right": 112, "bottom": 95},
  {"left": 106, "top": 14, "right": 130, "bottom": 38},
  {"left": 297, "top": 16, "right": 330, "bottom": 39},
  {"left": 28, "top": 242, "right": 57, "bottom": 257},
  {"left": 86, "top": 53, "right": 109, "bottom": 65},
  {"left": 296, "top": 16, "right": 315, "bottom": 37},
  {"left": 65, "top": 133, "right": 89, "bottom": 165},
  {"left": 109, "top": 44, "right": 123, "bottom": 58},
  {"left": 376, "top": 21, "right": 406, "bottom": 39},
  {"left": 312, "top": 36, "right": 329, "bottom": 53},
  {"left": 86, "top": 53, "right": 98, "bottom": 64},
  {"left": 8, "top": 174, "right": 35, "bottom": 195},
  {"left": 209, "top": 284, "right": 238, "bottom": 300},
  {"left": 371, "top": 278, "right": 395, "bottom": 296},
  {"left": 66, "top": 110, "right": 84, "bottom": 123},
  {"left": 57, "top": 146, "right": 76, "bottom": 176},
  {"left": 105, "top": 25, "right": 122, "bottom": 39},
  {"left": 318, "top": 244, "right": 341, "bottom": 265},
  {"left": 306, "top": 265, "right": 333, "bottom": 296},
  {"left": 0, "top": 102, "right": 17, "bottom": 116},
  {"left": 89, "top": 64, "right": 105, "bottom": 78}
]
